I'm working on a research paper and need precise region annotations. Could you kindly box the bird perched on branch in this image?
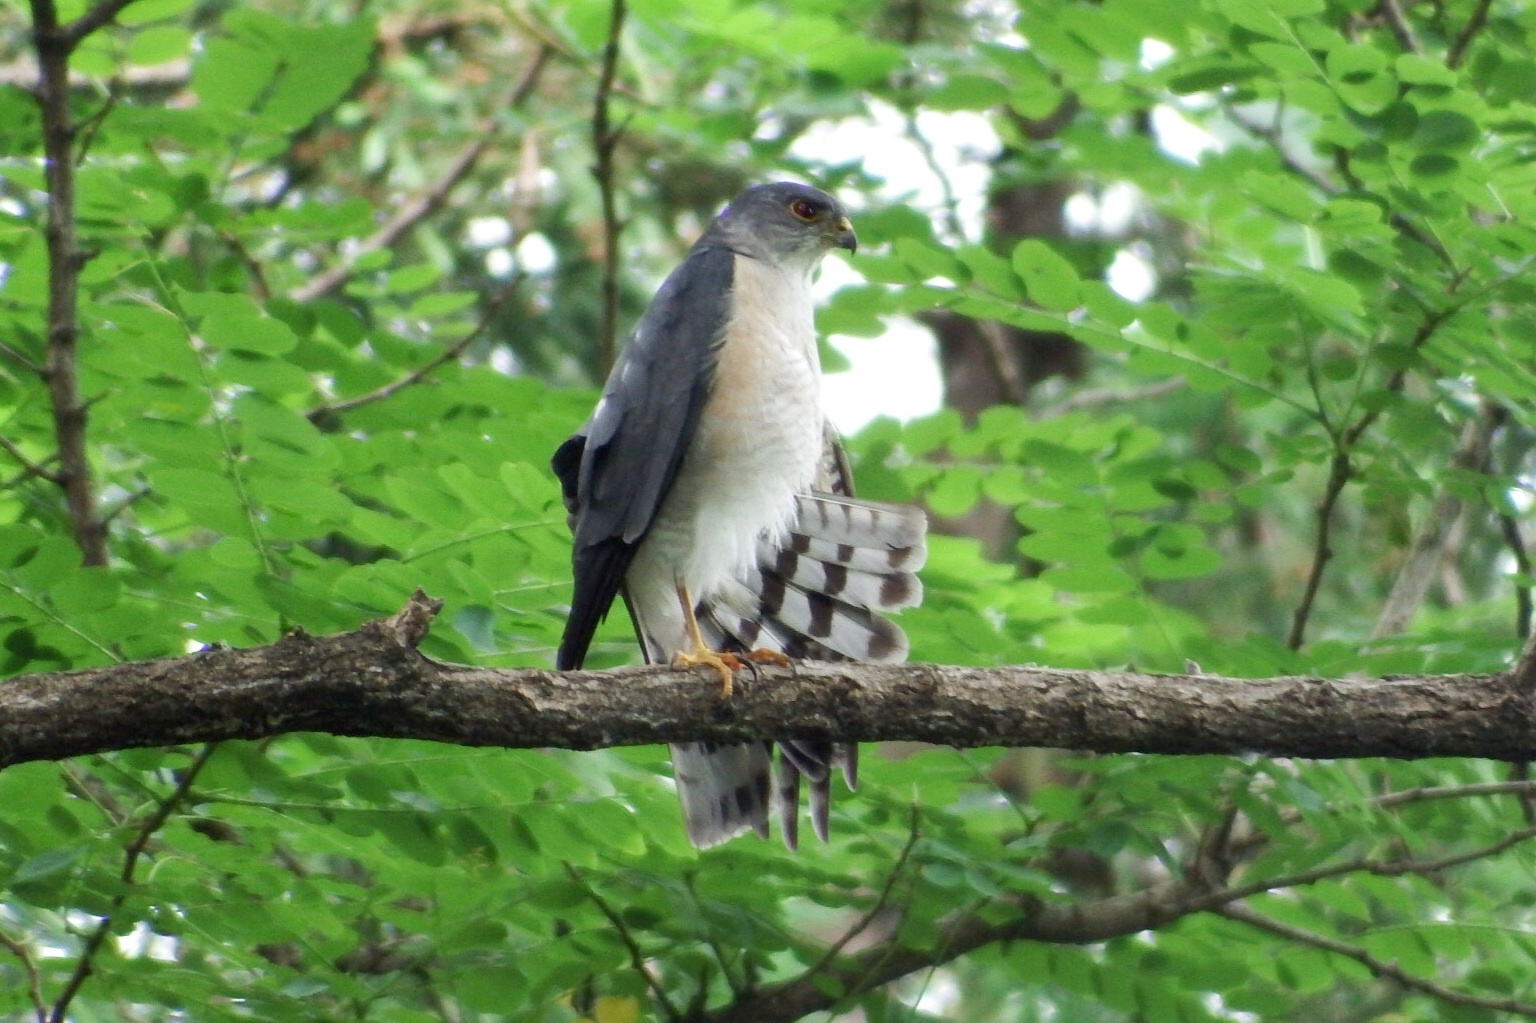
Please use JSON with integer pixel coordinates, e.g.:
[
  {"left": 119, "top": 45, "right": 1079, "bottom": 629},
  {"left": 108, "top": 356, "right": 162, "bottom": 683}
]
[{"left": 552, "top": 182, "right": 927, "bottom": 849}]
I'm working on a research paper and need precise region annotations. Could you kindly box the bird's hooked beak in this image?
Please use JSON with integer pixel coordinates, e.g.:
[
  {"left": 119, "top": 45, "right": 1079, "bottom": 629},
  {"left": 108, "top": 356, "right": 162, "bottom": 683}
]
[{"left": 830, "top": 215, "right": 857, "bottom": 254}]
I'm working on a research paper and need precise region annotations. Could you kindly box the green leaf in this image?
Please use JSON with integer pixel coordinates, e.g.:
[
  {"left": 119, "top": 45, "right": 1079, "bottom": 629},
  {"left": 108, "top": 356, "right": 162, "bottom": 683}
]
[
  {"left": 200, "top": 312, "right": 298, "bottom": 356},
  {"left": 1010, "top": 239, "right": 1080, "bottom": 311},
  {"left": 127, "top": 25, "right": 192, "bottom": 65},
  {"left": 925, "top": 73, "right": 1010, "bottom": 111}
]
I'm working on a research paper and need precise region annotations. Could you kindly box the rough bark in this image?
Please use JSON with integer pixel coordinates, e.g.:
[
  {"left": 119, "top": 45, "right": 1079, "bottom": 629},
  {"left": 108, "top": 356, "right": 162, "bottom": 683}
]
[{"left": 2, "top": 591, "right": 1532, "bottom": 768}]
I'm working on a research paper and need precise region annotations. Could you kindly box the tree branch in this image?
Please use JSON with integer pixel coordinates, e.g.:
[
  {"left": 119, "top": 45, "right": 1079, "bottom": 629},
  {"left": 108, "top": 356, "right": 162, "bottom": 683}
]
[
  {"left": 589, "top": 0, "right": 627, "bottom": 375},
  {"left": 0, "top": 434, "right": 60, "bottom": 485},
  {"left": 566, "top": 863, "right": 682, "bottom": 1022},
  {"left": 0, "top": 928, "right": 46, "bottom": 1023},
  {"left": 288, "top": 45, "right": 552, "bottom": 305},
  {"left": 56, "top": 0, "right": 143, "bottom": 48},
  {"left": 1446, "top": 0, "right": 1493, "bottom": 70},
  {"left": 1217, "top": 903, "right": 1536, "bottom": 1016},
  {"left": 305, "top": 272, "right": 525, "bottom": 423},
  {"left": 3, "top": 591, "right": 1536, "bottom": 768},
  {"left": 47, "top": 742, "right": 216, "bottom": 1023},
  {"left": 29, "top": 0, "right": 109, "bottom": 566},
  {"left": 697, "top": 806, "right": 1536, "bottom": 1022}
]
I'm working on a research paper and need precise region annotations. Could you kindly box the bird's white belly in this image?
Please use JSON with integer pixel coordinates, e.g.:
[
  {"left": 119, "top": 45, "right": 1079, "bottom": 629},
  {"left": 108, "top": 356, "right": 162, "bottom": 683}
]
[{"left": 627, "top": 257, "right": 823, "bottom": 656}]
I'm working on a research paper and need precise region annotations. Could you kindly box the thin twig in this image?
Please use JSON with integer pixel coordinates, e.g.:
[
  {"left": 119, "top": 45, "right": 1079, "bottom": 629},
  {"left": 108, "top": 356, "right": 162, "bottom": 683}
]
[
  {"left": 0, "top": 929, "right": 47, "bottom": 1023},
  {"left": 100, "top": 486, "right": 149, "bottom": 526},
  {"left": 48, "top": 744, "right": 218, "bottom": 1023},
  {"left": 1446, "top": 0, "right": 1493, "bottom": 70},
  {"left": 803, "top": 805, "right": 921, "bottom": 981},
  {"left": 1514, "top": 617, "right": 1536, "bottom": 692},
  {"left": 305, "top": 272, "right": 524, "bottom": 422},
  {"left": 1217, "top": 823, "right": 1536, "bottom": 908},
  {"left": 289, "top": 45, "right": 552, "bottom": 305},
  {"left": 1037, "top": 378, "right": 1184, "bottom": 420},
  {"left": 58, "top": 0, "right": 141, "bottom": 47},
  {"left": 1288, "top": 450, "right": 1351, "bottom": 651},
  {"left": 1217, "top": 903, "right": 1536, "bottom": 1017},
  {"left": 1, "top": 455, "right": 60, "bottom": 490},
  {"left": 1370, "top": 779, "right": 1536, "bottom": 810},
  {"left": 1288, "top": 312, "right": 1449, "bottom": 650},
  {"left": 218, "top": 230, "right": 272, "bottom": 302},
  {"left": 72, "top": 81, "right": 119, "bottom": 164},
  {"left": 1377, "top": 0, "right": 1420, "bottom": 54},
  {"left": 563, "top": 863, "right": 680, "bottom": 1022},
  {"left": 1501, "top": 511, "right": 1533, "bottom": 641},
  {"left": 976, "top": 320, "right": 1030, "bottom": 407},
  {"left": 904, "top": 113, "right": 966, "bottom": 241},
  {"left": 0, "top": 340, "right": 43, "bottom": 374},
  {"left": 1224, "top": 106, "right": 1338, "bottom": 196},
  {"left": 589, "top": 0, "right": 627, "bottom": 375},
  {"left": 0, "top": 434, "right": 60, "bottom": 484}
]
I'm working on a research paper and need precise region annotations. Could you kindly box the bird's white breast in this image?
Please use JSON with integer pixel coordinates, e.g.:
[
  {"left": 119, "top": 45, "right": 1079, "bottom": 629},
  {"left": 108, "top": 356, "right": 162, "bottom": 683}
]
[{"left": 627, "top": 254, "right": 824, "bottom": 653}]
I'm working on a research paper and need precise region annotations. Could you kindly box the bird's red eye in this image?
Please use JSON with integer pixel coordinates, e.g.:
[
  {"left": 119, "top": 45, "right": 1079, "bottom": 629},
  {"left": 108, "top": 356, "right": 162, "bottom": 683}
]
[{"left": 789, "top": 199, "right": 819, "bottom": 221}]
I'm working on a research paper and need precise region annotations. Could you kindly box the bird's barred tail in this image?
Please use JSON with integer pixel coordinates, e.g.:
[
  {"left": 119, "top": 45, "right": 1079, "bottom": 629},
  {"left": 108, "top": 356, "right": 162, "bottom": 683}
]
[
  {"left": 671, "top": 740, "right": 772, "bottom": 848},
  {"left": 682, "top": 491, "right": 927, "bottom": 849}
]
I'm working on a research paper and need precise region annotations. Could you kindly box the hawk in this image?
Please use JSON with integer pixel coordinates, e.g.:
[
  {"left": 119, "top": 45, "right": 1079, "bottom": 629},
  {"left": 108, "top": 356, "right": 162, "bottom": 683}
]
[{"left": 552, "top": 182, "right": 927, "bottom": 848}]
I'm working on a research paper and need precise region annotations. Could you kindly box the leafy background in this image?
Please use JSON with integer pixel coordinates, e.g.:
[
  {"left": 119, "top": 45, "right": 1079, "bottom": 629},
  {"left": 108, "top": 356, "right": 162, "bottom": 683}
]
[{"left": 4, "top": 0, "right": 1536, "bottom": 1019}]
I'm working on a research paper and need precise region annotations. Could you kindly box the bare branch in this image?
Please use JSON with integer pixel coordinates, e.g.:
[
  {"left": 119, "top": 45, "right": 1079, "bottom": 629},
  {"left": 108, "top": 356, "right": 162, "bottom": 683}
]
[
  {"left": 1224, "top": 105, "right": 1338, "bottom": 196},
  {"left": 1447, "top": 0, "right": 1494, "bottom": 70},
  {"left": 566, "top": 863, "right": 681, "bottom": 1022},
  {"left": 1217, "top": 903, "right": 1536, "bottom": 1017},
  {"left": 1288, "top": 449, "right": 1351, "bottom": 650},
  {"left": 1377, "top": 0, "right": 1420, "bottom": 54},
  {"left": 289, "top": 46, "right": 552, "bottom": 305},
  {"left": 0, "top": 929, "right": 47, "bottom": 1023},
  {"left": 1500, "top": 511, "right": 1532, "bottom": 640},
  {"left": 0, "top": 434, "right": 61, "bottom": 485},
  {"left": 803, "top": 804, "right": 920, "bottom": 979},
  {"left": 703, "top": 816, "right": 1536, "bottom": 1021},
  {"left": 57, "top": 0, "right": 144, "bottom": 48},
  {"left": 699, "top": 876, "right": 1218, "bottom": 1023},
  {"left": 1290, "top": 311, "right": 1450, "bottom": 650},
  {"left": 0, "top": 340, "right": 43, "bottom": 375},
  {"left": 29, "top": 0, "right": 109, "bottom": 566},
  {"left": 590, "top": 0, "right": 628, "bottom": 375},
  {"left": 48, "top": 743, "right": 217, "bottom": 1023},
  {"left": 3, "top": 591, "right": 1536, "bottom": 767},
  {"left": 1218, "top": 823, "right": 1536, "bottom": 906},
  {"left": 1370, "top": 778, "right": 1536, "bottom": 810},
  {"left": 305, "top": 272, "right": 524, "bottom": 423},
  {"left": 976, "top": 319, "right": 1031, "bottom": 407},
  {"left": 1036, "top": 377, "right": 1185, "bottom": 420}
]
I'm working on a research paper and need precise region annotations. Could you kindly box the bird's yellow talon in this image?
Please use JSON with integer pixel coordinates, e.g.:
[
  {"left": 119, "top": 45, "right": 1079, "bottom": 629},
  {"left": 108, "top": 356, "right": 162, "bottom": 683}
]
[
  {"left": 742, "top": 648, "right": 790, "bottom": 668},
  {"left": 673, "top": 646, "right": 742, "bottom": 698}
]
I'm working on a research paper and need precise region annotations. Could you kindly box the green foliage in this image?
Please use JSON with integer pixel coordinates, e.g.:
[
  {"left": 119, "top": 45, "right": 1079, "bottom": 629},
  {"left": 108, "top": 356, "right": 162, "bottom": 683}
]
[{"left": 3, "top": 0, "right": 1536, "bottom": 1020}]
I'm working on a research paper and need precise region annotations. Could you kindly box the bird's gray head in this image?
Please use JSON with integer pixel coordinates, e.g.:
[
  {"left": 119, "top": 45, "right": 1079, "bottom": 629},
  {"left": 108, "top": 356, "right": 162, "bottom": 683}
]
[{"left": 708, "top": 182, "right": 857, "bottom": 269}]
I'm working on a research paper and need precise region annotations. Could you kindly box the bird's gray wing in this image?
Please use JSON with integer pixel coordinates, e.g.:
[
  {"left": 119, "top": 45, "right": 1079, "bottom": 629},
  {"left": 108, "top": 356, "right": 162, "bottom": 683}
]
[
  {"left": 692, "top": 424, "right": 928, "bottom": 848},
  {"left": 553, "top": 243, "right": 735, "bottom": 670}
]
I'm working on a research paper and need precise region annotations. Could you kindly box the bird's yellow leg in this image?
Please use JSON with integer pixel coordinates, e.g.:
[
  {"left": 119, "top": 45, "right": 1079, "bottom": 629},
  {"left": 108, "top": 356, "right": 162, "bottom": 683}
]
[{"left": 672, "top": 582, "right": 742, "bottom": 698}]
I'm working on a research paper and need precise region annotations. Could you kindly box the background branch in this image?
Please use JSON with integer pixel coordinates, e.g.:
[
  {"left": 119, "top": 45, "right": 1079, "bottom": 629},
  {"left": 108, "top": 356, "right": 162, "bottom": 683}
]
[
  {"left": 589, "top": 0, "right": 627, "bottom": 374},
  {"left": 28, "top": 0, "right": 109, "bottom": 566},
  {"left": 288, "top": 45, "right": 552, "bottom": 305},
  {"left": 3, "top": 591, "right": 1534, "bottom": 768},
  {"left": 47, "top": 743, "right": 216, "bottom": 1023},
  {"left": 1217, "top": 903, "right": 1536, "bottom": 1016}
]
